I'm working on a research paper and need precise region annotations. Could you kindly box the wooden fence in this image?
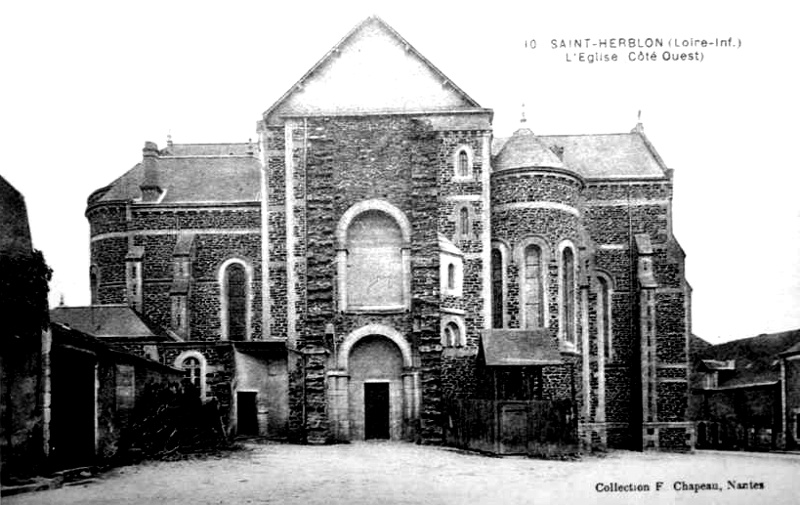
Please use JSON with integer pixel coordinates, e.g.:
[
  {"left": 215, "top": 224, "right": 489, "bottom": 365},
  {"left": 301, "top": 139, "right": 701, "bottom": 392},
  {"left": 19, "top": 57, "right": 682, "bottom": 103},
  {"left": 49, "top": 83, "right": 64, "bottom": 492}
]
[{"left": 443, "top": 399, "right": 578, "bottom": 458}]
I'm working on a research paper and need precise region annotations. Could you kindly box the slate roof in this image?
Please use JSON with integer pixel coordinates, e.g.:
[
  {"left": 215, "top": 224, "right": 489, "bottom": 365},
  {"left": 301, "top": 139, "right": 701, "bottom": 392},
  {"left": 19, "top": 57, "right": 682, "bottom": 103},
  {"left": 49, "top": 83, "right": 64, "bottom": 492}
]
[
  {"left": 160, "top": 142, "right": 255, "bottom": 157},
  {"left": 492, "top": 130, "right": 668, "bottom": 180},
  {"left": 50, "top": 305, "right": 177, "bottom": 341},
  {"left": 492, "top": 128, "right": 566, "bottom": 172},
  {"left": 480, "top": 329, "right": 562, "bottom": 366},
  {"left": 93, "top": 145, "right": 261, "bottom": 205},
  {"left": 695, "top": 329, "right": 800, "bottom": 388}
]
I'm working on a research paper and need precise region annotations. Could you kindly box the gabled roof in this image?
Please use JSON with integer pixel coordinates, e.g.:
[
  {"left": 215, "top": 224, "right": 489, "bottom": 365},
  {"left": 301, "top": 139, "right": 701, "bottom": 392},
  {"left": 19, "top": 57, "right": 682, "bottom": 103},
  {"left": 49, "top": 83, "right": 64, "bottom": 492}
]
[
  {"left": 50, "top": 305, "right": 178, "bottom": 341},
  {"left": 262, "top": 15, "right": 484, "bottom": 122},
  {"left": 480, "top": 329, "right": 562, "bottom": 366},
  {"left": 695, "top": 329, "right": 800, "bottom": 388},
  {"left": 91, "top": 145, "right": 261, "bottom": 205}
]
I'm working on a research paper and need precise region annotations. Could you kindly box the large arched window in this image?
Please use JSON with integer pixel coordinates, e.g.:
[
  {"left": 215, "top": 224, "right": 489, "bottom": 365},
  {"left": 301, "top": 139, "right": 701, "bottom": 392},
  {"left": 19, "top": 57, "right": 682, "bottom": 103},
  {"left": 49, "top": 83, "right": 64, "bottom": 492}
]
[
  {"left": 219, "top": 259, "right": 251, "bottom": 340},
  {"left": 596, "top": 275, "right": 613, "bottom": 361},
  {"left": 337, "top": 200, "right": 411, "bottom": 312},
  {"left": 347, "top": 210, "right": 404, "bottom": 309},
  {"left": 491, "top": 249, "right": 504, "bottom": 328},
  {"left": 559, "top": 244, "right": 577, "bottom": 345},
  {"left": 227, "top": 264, "right": 246, "bottom": 340},
  {"left": 523, "top": 245, "right": 545, "bottom": 328}
]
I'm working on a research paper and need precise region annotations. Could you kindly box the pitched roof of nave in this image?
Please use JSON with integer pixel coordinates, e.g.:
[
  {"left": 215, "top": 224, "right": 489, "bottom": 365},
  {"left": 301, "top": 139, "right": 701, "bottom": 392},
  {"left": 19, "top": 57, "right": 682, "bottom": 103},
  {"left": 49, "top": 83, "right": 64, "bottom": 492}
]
[
  {"left": 92, "top": 143, "right": 261, "bottom": 205},
  {"left": 493, "top": 128, "right": 669, "bottom": 180}
]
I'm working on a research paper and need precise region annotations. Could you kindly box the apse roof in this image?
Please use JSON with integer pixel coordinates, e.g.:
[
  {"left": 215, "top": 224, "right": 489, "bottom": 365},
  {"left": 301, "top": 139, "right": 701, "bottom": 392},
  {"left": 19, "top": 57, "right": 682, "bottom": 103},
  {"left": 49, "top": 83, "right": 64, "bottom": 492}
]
[
  {"left": 492, "top": 129, "right": 669, "bottom": 180},
  {"left": 492, "top": 128, "right": 566, "bottom": 172}
]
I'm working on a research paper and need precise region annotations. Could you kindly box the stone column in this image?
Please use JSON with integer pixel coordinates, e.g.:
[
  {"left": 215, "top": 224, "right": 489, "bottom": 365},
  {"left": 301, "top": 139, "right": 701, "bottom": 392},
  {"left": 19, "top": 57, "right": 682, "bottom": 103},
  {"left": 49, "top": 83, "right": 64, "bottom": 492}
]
[{"left": 635, "top": 234, "right": 659, "bottom": 450}]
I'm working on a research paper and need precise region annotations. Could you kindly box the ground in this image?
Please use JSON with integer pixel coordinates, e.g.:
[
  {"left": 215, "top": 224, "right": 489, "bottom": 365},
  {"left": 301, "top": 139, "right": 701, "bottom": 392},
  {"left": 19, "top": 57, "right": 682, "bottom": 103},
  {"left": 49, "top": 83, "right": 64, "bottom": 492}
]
[{"left": 5, "top": 443, "right": 799, "bottom": 505}]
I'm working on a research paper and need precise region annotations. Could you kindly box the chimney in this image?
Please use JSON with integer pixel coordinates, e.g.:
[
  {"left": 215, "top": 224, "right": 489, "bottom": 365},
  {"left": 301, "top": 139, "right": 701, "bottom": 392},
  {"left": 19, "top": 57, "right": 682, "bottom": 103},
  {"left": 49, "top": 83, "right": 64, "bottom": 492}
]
[{"left": 140, "top": 141, "right": 162, "bottom": 202}]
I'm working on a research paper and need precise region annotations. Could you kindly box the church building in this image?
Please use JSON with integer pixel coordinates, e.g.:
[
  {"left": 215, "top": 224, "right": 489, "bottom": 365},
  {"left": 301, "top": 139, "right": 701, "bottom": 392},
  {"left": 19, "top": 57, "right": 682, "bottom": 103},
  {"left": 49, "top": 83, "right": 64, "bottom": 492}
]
[{"left": 85, "top": 16, "right": 693, "bottom": 451}]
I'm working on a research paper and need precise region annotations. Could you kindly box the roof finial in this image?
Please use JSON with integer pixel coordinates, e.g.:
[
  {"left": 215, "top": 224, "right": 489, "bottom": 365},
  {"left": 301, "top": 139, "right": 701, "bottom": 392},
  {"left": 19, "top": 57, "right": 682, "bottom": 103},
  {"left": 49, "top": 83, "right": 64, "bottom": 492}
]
[
  {"left": 59, "top": 293, "right": 65, "bottom": 307},
  {"left": 167, "top": 130, "right": 173, "bottom": 147},
  {"left": 632, "top": 110, "right": 644, "bottom": 134},
  {"left": 520, "top": 103, "right": 527, "bottom": 124}
]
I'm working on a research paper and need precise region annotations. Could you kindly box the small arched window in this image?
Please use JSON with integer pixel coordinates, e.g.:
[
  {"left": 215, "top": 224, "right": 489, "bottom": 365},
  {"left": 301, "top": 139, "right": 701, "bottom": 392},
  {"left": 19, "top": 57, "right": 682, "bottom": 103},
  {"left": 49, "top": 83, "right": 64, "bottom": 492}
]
[
  {"left": 458, "top": 207, "right": 470, "bottom": 237},
  {"left": 442, "top": 321, "right": 462, "bottom": 347},
  {"left": 454, "top": 146, "right": 473, "bottom": 179},
  {"left": 491, "top": 249, "right": 504, "bottom": 329},
  {"left": 523, "top": 245, "right": 545, "bottom": 328},
  {"left": 458, "top": 151, "right": 469, "bottom": 177},
  {"left": 175, "top": 351, "right": 207, "bottom": 400},
  {"left": 447, "top": 263, "right": 456, "bottom": 290},
  {"left": 182, "top": 357, "right": 201, "bottom": 387},
  {"left": 560, "top": 246, "right": 576, "bottom": 345}
]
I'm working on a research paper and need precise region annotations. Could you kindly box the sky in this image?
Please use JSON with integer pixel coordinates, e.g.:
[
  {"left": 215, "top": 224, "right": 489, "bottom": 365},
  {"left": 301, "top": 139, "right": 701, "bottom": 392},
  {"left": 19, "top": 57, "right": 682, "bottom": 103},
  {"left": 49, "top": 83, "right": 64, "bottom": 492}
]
[{"left": 1, "top": 0, "right": 797, "bottom": 344}]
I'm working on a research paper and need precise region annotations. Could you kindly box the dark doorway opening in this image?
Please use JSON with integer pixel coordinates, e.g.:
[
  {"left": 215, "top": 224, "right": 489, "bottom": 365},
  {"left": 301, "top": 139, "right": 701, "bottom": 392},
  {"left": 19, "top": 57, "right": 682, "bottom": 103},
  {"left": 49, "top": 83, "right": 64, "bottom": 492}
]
[
  {"left": 50, "top": 348, "right": 96, "bottom": 469},
  {"left": 364, "top": 383, "right": 390, "bottom": 439},
  {"left": 237, "top": 391, "right": 259, "bottom": 436}
]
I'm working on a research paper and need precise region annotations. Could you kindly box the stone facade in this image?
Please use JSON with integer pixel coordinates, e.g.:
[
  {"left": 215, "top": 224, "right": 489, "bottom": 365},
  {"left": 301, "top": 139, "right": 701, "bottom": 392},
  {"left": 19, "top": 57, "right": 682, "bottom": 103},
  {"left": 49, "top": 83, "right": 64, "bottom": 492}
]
[{"left": 84, "top": 16, "right": 693, "bottom": 451}]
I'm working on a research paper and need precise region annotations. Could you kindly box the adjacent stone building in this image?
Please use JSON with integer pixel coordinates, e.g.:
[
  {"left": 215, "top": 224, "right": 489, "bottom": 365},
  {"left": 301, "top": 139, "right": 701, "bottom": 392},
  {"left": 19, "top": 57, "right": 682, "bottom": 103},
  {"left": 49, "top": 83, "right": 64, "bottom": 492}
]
[
  {"left": 85, "top": 16, "right": 693, "bottom": 451},
  {"left": 691, "top": 329, "right": 800, "bottom": 450}
]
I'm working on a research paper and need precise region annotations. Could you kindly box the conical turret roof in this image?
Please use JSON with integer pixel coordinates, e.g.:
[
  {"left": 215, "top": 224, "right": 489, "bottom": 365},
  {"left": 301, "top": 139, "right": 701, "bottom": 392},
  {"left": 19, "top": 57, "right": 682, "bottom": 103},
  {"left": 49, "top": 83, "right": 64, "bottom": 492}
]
[{"left": 493, "top": 127, "right": 566, "bottom": 172}]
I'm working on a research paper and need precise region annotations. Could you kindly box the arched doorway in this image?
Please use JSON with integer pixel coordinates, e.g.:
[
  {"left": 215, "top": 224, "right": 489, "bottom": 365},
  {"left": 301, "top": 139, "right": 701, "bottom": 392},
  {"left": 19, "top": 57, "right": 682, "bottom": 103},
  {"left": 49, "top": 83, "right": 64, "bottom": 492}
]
[
  {"left": 349, "top": 335, "right": 403, "bottom": 440},
  {"left": 327, "top": 324, "right": 419, "bottom": 442}
]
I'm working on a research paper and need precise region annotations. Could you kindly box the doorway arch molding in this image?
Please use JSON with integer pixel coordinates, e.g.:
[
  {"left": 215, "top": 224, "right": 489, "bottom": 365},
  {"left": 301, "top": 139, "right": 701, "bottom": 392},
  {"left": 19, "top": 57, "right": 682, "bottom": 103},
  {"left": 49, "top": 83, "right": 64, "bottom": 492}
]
[{"left": 338, "top": 323, "right": 413, "bottom": 370}]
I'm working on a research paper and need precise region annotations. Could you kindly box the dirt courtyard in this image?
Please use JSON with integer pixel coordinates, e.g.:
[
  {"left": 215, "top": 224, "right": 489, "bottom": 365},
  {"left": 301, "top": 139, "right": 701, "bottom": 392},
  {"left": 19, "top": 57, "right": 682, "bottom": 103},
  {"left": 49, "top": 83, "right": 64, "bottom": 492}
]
[{"left": 5, "top": 442, "right": 799, "bottom": 505}]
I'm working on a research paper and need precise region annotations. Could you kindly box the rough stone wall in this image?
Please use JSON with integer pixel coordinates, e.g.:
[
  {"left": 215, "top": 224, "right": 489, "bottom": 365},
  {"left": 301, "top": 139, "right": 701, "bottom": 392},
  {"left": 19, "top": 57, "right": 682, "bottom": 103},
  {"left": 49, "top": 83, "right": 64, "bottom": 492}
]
[
  {"left": 160, "top": 344, "right": 234, "bottom": 426},
  {"left": 437, "top": 130, "right": 487, "bottom": 348},
  {"left": 583, "top": 180, "right": 690, "bottom": 450},
  {"left": 89, "top": 202, "right": 264, "bottom": 341},
  {"left": 283, "top": 115, "right": 446, "bottom": 442}
]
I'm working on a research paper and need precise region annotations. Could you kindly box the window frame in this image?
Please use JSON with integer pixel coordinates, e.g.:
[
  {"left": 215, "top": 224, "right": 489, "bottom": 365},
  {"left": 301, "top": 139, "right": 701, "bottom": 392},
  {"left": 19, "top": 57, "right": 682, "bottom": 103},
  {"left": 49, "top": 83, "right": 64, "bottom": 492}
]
[
  {"left": 336, "top": 200, "right": 411, "bottom": 313},
  {"left": 452, "top": 145, "right": 474, "bottom": 181},
  {"left": 219, "top": 258, "right": 253, "bottom": 341},
  {"left": 174, "top": 350, "right": 207, "bottom": 400},
  {"left": 557, "top": 241, "right": 578, "bottom": 349}
]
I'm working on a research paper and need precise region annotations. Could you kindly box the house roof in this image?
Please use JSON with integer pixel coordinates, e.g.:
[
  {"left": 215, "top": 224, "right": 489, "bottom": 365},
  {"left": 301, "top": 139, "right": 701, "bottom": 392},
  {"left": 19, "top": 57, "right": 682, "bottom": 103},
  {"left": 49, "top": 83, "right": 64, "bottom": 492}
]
[
  {"left": 480, "top": 329, "right": 562, "bottom": 366},
  {"left": 50, "top": 305, "right": 177, "bottom": 341},
  {"left": 50, "top": 322, "right": 182, "bottom": 374},
  {"left": 699, "top": 359, "right": 735, "bottom": 371},
  {"left": 92, "top": 145, "right": 261, "bottom": 205},
  {"left": 695, "top": 329, "right": 800, "bottom": 388},
  {"left": 493, "top": 129, "right": 669, "bottom": 181},
  {"left": 262, "top": 15, "right": 485, "bottom": 122}
]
